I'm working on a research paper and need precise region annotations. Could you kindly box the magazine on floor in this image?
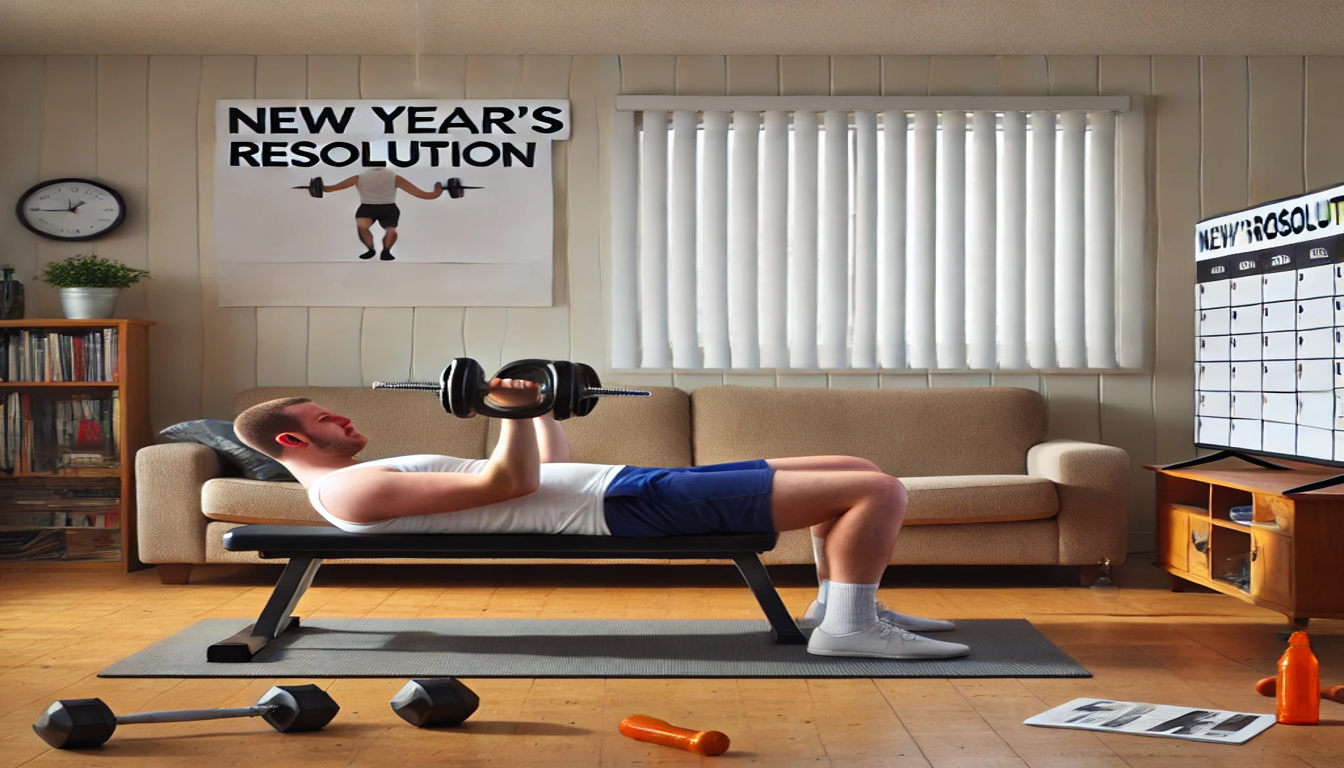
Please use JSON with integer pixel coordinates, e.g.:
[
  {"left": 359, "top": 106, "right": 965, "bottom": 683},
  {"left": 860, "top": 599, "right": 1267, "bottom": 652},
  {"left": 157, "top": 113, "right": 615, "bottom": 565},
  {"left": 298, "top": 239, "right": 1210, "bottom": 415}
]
[{"left": 1024, "top": 698, "right": 1276, "bottom": 745}]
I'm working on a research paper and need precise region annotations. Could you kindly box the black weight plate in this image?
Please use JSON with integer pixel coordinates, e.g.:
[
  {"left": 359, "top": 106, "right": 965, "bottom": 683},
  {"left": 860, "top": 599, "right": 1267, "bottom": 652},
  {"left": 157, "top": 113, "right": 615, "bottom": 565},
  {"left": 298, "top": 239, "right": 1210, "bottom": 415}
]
[
  {"left": 550, "top": 361, "right": 575, "bottom": 421},
  {"left": 446, "top": 358, "right": 484, "bottom": 418},
  {"left": 573, "top": 363, "right": 600, "bottom": 417}
]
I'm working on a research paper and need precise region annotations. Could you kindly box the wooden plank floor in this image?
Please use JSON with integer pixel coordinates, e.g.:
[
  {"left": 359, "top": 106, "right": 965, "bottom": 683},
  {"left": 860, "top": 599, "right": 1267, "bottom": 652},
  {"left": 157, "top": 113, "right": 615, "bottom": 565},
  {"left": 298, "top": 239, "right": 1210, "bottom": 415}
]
[{"left": 0, "top": 560, "right": 1340, "bottom": 767}]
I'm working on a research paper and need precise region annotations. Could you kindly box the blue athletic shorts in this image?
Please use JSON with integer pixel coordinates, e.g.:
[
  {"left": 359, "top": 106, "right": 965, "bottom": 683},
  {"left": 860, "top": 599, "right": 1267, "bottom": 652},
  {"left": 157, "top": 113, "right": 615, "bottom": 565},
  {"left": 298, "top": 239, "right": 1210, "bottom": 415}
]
[{"left": 602, "top": 460, "right": 777, "bottom": 537}]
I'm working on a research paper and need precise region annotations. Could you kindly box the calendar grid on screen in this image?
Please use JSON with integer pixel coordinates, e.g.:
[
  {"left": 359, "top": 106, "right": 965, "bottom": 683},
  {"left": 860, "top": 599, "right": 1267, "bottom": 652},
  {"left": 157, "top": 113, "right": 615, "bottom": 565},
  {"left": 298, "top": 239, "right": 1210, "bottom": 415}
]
[{"left": 1194, "top": 183, "right": 1344, "bottom": 466}]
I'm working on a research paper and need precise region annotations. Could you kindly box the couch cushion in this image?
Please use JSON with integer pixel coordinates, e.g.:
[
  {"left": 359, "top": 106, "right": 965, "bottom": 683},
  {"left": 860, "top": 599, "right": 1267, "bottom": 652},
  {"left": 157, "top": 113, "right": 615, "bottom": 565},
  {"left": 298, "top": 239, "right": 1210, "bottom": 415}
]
[
  {"left": 762, "top": 518, "right": 1060, "bottom": 565},
  {"left": 690, "top": 385, "right": 1046, "bottom": 477},
  {"left": 202, "top": 478, "right": 329, "bottom": 526},
  {"left": 901, "top": 475, "right": 1058, "bottom": 525},
  {"left": 233, "top": 386, "right": 489, "bottom": 461},
  {"left": 487, "top": 386, "right": 692, "bottom": 467}
]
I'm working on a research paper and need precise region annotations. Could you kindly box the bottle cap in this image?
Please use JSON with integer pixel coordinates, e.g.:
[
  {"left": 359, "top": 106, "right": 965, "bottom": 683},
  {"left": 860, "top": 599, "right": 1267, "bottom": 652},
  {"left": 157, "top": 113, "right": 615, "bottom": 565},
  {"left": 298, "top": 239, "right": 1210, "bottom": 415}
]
[{"left": 1289, "top": 631, "right": 1310, "bottom": 646}]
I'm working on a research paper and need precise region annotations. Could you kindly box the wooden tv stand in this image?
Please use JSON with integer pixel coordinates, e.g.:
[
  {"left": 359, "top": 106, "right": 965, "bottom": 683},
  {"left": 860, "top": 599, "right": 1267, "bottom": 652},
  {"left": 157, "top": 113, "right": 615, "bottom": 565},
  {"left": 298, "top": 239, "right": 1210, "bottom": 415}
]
[{"left": 1146, "top": 458, "right": 1344, "bottom": 628}]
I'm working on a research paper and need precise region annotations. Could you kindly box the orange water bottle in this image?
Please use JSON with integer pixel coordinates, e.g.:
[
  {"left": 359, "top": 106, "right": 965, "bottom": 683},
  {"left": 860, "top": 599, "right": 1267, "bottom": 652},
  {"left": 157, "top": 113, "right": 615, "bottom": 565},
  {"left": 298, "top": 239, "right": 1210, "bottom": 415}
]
[{"left": 1276, "top": 631, "right": 1320, "bottom": 725}]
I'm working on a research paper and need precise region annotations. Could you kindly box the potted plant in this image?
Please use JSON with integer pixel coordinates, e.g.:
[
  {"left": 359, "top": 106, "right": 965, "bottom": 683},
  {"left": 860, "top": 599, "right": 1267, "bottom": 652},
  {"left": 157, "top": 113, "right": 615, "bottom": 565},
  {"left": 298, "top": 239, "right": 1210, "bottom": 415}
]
[{"left": 38, "top": 255, "right": 152, "bottom": 319}]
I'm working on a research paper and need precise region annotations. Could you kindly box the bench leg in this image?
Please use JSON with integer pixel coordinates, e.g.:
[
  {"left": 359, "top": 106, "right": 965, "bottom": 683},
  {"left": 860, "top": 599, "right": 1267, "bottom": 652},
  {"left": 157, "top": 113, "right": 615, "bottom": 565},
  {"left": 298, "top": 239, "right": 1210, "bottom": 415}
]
[
  {"left": 208, "top": 556, "right": 322, "bottom": 663},
  {"left": 730, "top": 554, "right": 807, "bottom": 645}
]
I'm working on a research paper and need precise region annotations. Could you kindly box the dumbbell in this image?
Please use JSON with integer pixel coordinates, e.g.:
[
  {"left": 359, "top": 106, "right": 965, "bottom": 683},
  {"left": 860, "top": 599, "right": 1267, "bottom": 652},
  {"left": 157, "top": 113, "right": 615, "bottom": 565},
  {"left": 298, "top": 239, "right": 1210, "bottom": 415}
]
[
  {"left": 619, "top": 715, "right": 731, "bottom": 756},
  {"left": 292, "top": 176, "right": 327, "bottom": 198},
  {"left": 372, "top": 358, "right": 650, "bottom": 420},
  {"left": 33, "top": 684, "right": 340, "bottom": 749},
  {"left": 290, "top": 176, "right": 483, "bottom": 199},
  {"left": 441, "top": 177, "right": 484, "bottom": 199},
  {"left": 390, "top": 678, "right": 479, "bottom": 727},
  {"left": 1255, "top": 676, "right": 1344, "bottom": 703}
]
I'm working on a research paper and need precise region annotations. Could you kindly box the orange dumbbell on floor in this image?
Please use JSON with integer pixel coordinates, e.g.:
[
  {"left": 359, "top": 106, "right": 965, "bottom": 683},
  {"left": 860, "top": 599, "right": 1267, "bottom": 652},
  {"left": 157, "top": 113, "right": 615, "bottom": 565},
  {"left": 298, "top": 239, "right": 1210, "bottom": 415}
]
[
  {"left": 619, "top": 715, "right": 731, "bottom": 756},
  {"left": 1255, "top": 676, "right": 1344, "bottom": 704}
]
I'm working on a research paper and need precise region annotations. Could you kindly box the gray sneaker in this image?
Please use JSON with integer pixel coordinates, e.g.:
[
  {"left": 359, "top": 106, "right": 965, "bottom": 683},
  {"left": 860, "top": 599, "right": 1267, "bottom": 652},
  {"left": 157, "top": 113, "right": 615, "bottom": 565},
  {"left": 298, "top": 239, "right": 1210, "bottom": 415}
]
[
  {"left": 797, "top": 600, "right": 956, "bottom": 632},
  {"left": 807, "top": 620, "right": 970, "bottom": 659}
]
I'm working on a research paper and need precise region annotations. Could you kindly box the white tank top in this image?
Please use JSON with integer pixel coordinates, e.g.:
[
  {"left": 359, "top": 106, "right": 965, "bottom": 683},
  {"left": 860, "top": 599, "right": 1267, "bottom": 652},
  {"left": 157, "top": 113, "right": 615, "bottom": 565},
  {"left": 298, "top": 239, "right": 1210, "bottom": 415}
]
[
  {"left": 307, "top": 454, "right": 624, "bottom": 536},
  {"left": 356, "top": 168, "right": 397, "bottom": 204}
]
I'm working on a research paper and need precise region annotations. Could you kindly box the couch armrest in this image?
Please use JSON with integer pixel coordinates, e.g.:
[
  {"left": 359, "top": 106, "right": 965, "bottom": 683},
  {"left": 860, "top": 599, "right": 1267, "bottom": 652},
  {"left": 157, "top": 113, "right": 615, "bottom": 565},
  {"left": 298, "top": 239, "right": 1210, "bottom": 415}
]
[
  {"left": 1026, "top": 439, "right": 1130, "bottom": 566},
  {"left": 135, "top": 443, "right": 224, "bottom": 565}
]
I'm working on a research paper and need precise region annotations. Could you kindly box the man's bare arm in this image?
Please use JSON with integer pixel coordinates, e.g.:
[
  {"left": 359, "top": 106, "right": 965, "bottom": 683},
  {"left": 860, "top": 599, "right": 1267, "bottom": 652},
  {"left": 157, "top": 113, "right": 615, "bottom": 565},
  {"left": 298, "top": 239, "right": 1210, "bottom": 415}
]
[
  {"left": 320, "top": 419, "right": 541, "bottom": 524},
  {"left": 534, "top": 411, "right": 571, "bottom": 463},
  {"left": 323, "top": 176, "right": 358, "bottom": 193},
  {"left": 320, "top": 381, "right": 543, "bottom": 524},
  {"left": 489, "top": 416, "right": 542, "bottom": 491},
  {"left": 319, "top": 467, "right": 520, "bottom": 523},
  {"left": 396, "top": 175, "right": 445, "bottom": 200}
]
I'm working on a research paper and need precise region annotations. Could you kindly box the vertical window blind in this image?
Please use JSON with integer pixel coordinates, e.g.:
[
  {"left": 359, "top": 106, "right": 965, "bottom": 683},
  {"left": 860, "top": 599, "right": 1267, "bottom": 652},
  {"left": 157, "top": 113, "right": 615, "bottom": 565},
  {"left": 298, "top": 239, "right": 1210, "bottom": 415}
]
[{"left": 610, "top": 96, "right": 1147, "bottom": 372}]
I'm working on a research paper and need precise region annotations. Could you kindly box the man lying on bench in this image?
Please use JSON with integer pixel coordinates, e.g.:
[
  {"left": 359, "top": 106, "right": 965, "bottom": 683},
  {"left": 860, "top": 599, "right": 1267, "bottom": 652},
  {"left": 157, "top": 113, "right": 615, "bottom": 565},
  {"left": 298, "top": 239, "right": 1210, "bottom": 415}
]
[{"left": 233, "top": 379, "right": 969, "bottom": 660}]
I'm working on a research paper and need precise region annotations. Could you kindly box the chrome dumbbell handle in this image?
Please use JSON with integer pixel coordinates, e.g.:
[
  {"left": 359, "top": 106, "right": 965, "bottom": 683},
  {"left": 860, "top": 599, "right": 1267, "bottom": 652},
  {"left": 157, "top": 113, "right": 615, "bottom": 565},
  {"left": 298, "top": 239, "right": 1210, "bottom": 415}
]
[
  {"left": 583, "top": 386, "right": 652, "bottom": 398},
  {"left": 117, "top": 706, "right": 278, "bottom": 725},
  {"left": 372, "top": 381, "right": 439, "bottom": 391},
  {"left": 373, "top": 381, "right": 650, "bottom": 400}
]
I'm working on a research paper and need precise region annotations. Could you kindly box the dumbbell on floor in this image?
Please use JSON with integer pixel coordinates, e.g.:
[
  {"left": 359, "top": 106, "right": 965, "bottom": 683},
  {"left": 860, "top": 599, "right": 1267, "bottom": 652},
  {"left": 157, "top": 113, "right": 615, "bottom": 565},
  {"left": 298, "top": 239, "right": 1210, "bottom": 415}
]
[
  {"left": 390, "top": 678, "right": 480, "bottom": 727},
  {"left": 33, "top": 684, "right": 340, "bottom": 749},
  {"left": 1255, "top": 676, "right": 1344, "bottom": 703},
  {"left": 290, "top": 176, "right": 483, "bottom": 199},
  {"left": 372, "top": 358, "right": 650, "bottom": 420},
  {"left": 620, "top": 714, "right": 731, "bottom": 756}
]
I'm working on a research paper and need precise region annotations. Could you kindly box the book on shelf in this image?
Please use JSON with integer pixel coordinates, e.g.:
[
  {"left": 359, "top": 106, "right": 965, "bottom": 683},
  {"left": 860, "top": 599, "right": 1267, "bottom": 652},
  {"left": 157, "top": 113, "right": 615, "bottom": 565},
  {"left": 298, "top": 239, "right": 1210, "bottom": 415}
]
[
  {"left": 0, "top": 391, "right": 120, "bottom": 473},
  {"left": 0, "top": 530, "right": 66, "bottom": 560},
  {"left": 0, "top": 327, "right": 120, "bottom": 383},
  {"left": 0, "top": 510, "right": 119, "bottom": 529},
  {"left": 63, "top": 529, "right": 120, "bottom": 561},
  {"left": 0, "top": 528, "right": 121, "bottom": 561},
  {"left": 0, "top": 484, "right": 121, "bottom": 531}
]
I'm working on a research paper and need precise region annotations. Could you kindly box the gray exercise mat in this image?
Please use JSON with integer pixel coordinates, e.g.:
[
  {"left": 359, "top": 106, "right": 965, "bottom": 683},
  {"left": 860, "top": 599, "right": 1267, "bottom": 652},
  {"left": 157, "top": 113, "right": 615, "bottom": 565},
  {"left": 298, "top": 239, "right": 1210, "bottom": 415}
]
[{"left": 99, "top": 618, "right": 1089, "bottom": 679}]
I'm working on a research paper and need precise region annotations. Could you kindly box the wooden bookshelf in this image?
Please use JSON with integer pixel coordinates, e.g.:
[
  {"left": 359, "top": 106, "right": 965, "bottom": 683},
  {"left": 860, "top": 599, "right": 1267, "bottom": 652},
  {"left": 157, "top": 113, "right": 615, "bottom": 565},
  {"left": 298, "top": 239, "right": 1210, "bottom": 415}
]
[
  {"left": 0, "top": 318, "right": 154, "bottom": 573},
  {"left": 1147, "top": 458, "right": 1344, "bottom": 628}
]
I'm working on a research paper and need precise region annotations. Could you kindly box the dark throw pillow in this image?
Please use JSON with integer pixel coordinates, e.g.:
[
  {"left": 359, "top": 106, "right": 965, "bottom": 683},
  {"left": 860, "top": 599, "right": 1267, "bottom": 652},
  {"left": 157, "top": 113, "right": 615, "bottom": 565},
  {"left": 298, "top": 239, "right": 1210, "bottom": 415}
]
[{"left": 159, "top": 419, "right": 296, "bottom": 482}]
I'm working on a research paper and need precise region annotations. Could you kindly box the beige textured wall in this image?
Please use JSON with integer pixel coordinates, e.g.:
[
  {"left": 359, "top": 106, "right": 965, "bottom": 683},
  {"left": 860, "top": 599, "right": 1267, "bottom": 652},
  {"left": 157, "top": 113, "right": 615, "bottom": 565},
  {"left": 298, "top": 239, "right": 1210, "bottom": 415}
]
[{"left": 3, "top": 54, "right": 1343, "bottom": 553}]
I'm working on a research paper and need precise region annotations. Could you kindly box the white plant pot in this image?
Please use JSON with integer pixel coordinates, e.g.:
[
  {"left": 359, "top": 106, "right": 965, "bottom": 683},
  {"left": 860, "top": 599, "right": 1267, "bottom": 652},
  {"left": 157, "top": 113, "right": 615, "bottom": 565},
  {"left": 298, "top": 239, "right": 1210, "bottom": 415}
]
[{"left": 59, "top": 287, "right": 121, "bottom": 319}]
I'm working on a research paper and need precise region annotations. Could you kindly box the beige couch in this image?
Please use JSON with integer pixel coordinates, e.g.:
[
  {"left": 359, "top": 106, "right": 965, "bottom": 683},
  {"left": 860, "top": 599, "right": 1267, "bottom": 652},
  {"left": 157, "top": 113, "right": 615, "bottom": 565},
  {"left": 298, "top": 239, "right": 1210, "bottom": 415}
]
[{"left": 136, "top": 385, "right": 1130, "bottom": 584}]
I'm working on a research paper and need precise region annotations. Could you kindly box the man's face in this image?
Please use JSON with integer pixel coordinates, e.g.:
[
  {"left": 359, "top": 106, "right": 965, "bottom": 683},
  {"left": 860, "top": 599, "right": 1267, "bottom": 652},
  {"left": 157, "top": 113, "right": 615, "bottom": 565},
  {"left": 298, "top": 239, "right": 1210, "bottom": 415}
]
[{"left": 281, "top": 402, "right": 368, "bottom": 457}]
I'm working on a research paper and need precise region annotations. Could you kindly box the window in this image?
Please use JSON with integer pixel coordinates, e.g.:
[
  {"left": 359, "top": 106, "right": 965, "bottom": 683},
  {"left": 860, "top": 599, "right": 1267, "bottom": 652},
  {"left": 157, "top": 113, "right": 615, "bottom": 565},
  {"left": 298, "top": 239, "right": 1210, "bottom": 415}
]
[{"left": 610, "top": 96, "right": 1148, "bottom": 372}]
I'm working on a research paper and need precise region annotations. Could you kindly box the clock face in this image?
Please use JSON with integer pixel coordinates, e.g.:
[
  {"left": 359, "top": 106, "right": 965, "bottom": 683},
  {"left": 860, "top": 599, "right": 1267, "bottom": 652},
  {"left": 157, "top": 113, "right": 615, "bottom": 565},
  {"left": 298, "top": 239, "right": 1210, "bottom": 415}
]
[{"left": 17, "top": 178, "right": 126, "bottom": 241}]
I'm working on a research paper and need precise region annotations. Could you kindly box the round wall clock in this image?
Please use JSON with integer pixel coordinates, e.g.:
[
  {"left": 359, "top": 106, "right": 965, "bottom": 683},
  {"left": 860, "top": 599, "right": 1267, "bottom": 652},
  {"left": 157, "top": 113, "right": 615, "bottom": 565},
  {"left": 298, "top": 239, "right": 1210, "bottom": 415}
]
[{"left": 15, "top": 178, "right": 127, "bottom": 241}]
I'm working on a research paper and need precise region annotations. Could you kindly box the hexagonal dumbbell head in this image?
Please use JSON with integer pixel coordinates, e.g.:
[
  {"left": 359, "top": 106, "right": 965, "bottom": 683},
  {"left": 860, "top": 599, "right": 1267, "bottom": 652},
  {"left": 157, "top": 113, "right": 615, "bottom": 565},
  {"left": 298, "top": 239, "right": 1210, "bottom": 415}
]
[
  {"left": 390, "top": 679, "right": 480, "bottom": 727},
  {"left": 257, "top": 685, "right": 340, "bottom": 733},
  {"left": 33, "top": 699, "right": 118, "bottom": 749}
]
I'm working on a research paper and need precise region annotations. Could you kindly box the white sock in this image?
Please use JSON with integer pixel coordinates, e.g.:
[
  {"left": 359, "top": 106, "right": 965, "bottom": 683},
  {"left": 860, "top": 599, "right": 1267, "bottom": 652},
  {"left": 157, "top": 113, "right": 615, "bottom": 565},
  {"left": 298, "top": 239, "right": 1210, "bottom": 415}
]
[
  {"left": 816, "top": 578, "right": 831, "bottom": 605},
  {"left": 817, "top": 582, "right": 879, "bottom": 635}
]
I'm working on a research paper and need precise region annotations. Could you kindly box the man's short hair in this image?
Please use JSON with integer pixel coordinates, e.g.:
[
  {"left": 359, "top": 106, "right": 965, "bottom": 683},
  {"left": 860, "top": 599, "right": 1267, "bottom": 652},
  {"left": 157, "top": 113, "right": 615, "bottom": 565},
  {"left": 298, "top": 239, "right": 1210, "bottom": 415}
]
[{"left": 234, "top": 397, "right": 312, "bottom": 460}]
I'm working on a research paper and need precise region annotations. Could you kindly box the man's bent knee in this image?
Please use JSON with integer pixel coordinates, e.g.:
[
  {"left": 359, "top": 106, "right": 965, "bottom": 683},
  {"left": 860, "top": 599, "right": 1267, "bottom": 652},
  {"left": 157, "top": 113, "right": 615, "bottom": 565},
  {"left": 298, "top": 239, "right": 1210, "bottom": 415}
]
[
  {"left": 850, "top": 457, "right": 882, "bottom": 473},
  {"left": 866, "top": 475, "right": 908, "bottom": 520}
]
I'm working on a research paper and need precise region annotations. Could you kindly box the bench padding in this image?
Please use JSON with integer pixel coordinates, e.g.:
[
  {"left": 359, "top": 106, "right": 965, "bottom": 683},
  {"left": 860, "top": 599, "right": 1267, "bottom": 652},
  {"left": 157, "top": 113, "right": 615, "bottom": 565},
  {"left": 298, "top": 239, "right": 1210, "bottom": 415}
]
[{"left": 222, "top": 525, "right": 779, "bottom": 558}]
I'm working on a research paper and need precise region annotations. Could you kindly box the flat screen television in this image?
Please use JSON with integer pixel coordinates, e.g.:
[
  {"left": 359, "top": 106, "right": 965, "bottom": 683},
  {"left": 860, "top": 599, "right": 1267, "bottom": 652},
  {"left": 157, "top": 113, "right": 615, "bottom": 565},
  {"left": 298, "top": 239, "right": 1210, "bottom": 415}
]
[{"left": 1187, "top": 182, "right": 1344, "bottom": 491}]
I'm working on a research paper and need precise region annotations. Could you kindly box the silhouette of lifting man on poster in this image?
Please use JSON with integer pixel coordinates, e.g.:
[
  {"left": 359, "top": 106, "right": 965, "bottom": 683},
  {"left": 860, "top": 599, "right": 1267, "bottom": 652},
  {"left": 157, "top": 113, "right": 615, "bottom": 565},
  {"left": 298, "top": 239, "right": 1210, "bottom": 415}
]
[{"left": 319, "top": 167, "right": 446, "bottom": 261}]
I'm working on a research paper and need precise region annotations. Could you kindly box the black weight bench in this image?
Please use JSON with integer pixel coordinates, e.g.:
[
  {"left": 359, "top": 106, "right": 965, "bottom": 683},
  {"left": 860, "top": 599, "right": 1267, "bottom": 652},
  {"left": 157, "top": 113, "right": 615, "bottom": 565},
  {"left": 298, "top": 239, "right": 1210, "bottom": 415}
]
[{"left": 209, "top": 524, "right": 806, "bottom": 662}]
